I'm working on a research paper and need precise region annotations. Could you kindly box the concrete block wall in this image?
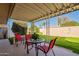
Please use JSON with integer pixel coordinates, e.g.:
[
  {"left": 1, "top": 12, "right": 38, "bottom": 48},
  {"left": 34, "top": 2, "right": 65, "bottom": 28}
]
[{"left": 40, "top": 26, "right": 79, "bottom": 37}]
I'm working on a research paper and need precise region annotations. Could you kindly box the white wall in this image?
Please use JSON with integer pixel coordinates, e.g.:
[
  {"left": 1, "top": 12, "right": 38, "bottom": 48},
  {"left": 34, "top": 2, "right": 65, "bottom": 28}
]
[{"left": 40, "top": 26, "right": 79, "bottom": 37}]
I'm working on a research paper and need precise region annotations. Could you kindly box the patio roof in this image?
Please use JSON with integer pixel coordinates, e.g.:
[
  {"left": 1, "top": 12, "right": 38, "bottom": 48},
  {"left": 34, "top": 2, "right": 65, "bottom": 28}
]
[
  {"left": 0, "top": 3, "right": 79, "bottom": 24},
  {"left": 10, "top": 3, "right": 79, "bottom": 22},
  {"left": 0, "top": 3, "right": 14, "bottom": 24},
  {"left": 0, "top": 4, "right": 10, "bottom": 24}
]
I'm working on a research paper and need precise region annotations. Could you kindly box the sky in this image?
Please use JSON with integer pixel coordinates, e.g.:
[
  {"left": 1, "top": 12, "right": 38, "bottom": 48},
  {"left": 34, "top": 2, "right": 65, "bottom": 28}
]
[
  {"left": 7, "top": 10, "right": 79, "bottom": 28},
  {"left": 7, "top": 18, "right": 14, "bottom": 29}
]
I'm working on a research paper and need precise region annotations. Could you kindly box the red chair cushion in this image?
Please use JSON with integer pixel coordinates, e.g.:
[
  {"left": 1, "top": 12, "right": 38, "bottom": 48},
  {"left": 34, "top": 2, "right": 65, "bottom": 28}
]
[
  {"left": 15, "top": 33, "right": 22, "bottom": 41},
  {"left": 37, "top": 45, "right": 49, "bottom": 53},
  {"left": 49, "top": 40, "right": 55, "bottom": 49},
  {"left": 49, "top": 39, "right": 56, "bottom": 49}
]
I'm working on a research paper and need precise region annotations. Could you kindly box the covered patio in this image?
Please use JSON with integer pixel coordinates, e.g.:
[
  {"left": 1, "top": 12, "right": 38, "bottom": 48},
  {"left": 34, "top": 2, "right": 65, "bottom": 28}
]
[
  {"left": 0, "top": 39, "right": 79, "bottom": 56},
  {"left": 0, "top": 3, "right": 79, "bottom": 56}
]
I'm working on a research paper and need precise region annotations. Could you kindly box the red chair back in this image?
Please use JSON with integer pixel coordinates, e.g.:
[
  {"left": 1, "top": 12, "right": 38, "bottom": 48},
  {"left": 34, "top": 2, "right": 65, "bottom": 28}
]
[
  {"left": 48, "top": 37, "right": 57, "bottom": 50},
  {"left": 25, "top": 34, "right": 32, "bottom": 41},
  {"left": 15, "top": 33, "right": 22, "bottom": 41}
]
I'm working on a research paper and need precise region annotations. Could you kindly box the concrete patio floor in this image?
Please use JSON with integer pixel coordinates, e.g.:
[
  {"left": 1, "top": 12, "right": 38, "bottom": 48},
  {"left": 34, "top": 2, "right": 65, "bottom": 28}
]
[{"left": 0, "top": 39, "right": 79, "bottom": 56}]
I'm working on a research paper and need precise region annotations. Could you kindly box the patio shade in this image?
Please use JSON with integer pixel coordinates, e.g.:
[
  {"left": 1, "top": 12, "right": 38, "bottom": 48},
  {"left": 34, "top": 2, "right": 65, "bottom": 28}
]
[
  {"left": 11, "top": 3, "right": 79, "bottom": 22},
  {"left": 0, "top": 3, "right": 79, "bottom": 24},
  {"left": 11, "top": 22, "right": 26, "bottom": 35}
]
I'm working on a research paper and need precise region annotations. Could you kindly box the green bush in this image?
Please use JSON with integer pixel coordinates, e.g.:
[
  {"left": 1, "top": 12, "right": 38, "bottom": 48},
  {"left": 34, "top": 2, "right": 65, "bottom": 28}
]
[
  {"left": 8, "top": 37, "right": 18, "bottom": 45},
  {"left": 32, "top": 33, "right": 39, "bottom": 40},
  {"left": 8, "top": 37, "right": 14, "bottom": 45}
]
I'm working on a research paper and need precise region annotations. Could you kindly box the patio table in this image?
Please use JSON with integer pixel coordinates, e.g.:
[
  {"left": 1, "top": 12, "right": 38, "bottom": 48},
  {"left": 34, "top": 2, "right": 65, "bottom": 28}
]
[{"left": 27, "top": 39, "right": 44, "bottom": 56}]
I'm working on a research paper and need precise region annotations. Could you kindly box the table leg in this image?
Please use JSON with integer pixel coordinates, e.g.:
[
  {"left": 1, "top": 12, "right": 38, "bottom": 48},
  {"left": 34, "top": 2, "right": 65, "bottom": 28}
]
[
  {"left": 35, "top": 44, "right": 38, "bottom": 56},
  {"left": 27, "top": 44, "right": 29, "bottom": 54}
]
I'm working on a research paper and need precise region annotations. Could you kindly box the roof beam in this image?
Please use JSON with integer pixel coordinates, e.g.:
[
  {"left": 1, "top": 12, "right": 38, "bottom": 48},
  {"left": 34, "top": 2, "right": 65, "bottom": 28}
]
[{"left": 8, "top": 3, "right": 15, "bottom": 18}]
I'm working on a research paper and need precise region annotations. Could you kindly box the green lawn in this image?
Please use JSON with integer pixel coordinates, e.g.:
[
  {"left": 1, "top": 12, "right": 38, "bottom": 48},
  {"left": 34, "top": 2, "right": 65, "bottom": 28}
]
[
  {"left": 39, "top": 35, "right": 79, "bottom": 54},
  {"left": 65, "top": 37, "right": 79, "bottom": 43}
]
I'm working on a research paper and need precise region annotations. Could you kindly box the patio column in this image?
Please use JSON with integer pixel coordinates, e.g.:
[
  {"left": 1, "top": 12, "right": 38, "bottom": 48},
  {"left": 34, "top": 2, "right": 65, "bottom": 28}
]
[
  {"left": 13, "top": 37, "right": 16, "bottom": 45},
  {"left": 57, "top": 16, "right": 61, "bottom": 27},
  {"left": 31, "top": 21, "right": 35, "bottom": 34},
  {"left": 46, "top": 18, "right": 50, "bottom": 36}
]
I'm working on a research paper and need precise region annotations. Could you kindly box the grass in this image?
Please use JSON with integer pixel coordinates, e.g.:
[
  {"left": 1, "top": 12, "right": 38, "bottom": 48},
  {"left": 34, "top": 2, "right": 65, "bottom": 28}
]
[
  {"left": 39, "top": 35, "right": 79, "bottom": 54},
  {"left": 65, "top": 37, "right": 79, "bottom": 43},
  {"left": 55, "top": 37, "right": 79, "bottom": 54}
]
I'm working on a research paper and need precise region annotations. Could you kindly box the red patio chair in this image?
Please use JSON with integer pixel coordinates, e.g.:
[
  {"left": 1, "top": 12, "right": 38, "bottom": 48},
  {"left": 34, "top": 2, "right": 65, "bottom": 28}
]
[
  {"left": 15, "top": 33, "right": 22, "bottom": 41},
  {"left": 36, "top": 37, "right": 57, "bottom": 56},
  {"left": 25, "top": 34, "right": 33, "bottom": 54},
  {"left": 15, "top": 33, "right": 23, "bottom": 47}
]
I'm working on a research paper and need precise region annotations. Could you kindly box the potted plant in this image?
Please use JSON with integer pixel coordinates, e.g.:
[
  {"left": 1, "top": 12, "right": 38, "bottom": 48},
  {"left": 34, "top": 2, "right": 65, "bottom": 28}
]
[{"left": 32, "top": 33, "right": 39, "bottom": 41}]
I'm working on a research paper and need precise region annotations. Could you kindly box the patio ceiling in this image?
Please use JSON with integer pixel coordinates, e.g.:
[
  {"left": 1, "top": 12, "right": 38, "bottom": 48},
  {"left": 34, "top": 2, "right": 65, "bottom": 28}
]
[
  {"left": 0, "top": 3, "right": 79, "bottom": 24},
  {"left": 11, "top": 3, "right": 79, "bottom": 22},
  {"left": 0, "top": 3, "right": 14, "bottom": 24},
  {"left": 0, "top": 4, "right": 10, "bottom": 24}
]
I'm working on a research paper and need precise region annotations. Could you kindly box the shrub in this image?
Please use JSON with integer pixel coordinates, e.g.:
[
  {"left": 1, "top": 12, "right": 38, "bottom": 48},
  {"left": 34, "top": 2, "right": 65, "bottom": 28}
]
[
  {"left": 8, "top": 37, "right": 18, "bottom": 45},
  {"left": 8, "top": 37, "right": 14, "bottom": 45}
]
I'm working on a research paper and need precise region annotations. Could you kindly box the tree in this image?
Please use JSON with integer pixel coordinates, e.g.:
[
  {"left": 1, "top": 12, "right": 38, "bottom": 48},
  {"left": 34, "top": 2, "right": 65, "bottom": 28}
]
[
  {"left": 29, "top": 25, "right": 43, "bottom": 35},
  {"left": 57, "top": 16, "right": 79, "bottom": 27},
  {"left": 34, "top": 25, "right": 40, "bottom": 33},
  {"left": 61, "top": 21, "right": 79, "bottom": 27},
  {"left": 40, "top": 21, "right": 46, "bottom": 28}
]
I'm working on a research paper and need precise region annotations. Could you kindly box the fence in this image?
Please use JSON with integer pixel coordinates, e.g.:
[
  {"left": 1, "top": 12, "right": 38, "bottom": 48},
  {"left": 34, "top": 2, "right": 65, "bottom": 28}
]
[{"left": 40, "top": 26, "right": 79, "bottom": 37}]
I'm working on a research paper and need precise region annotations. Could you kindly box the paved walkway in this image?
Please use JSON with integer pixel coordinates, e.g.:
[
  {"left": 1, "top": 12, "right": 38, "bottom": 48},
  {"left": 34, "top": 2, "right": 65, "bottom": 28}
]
[{"left": 0, "top": 39, "right": 79, "bottom": 56}]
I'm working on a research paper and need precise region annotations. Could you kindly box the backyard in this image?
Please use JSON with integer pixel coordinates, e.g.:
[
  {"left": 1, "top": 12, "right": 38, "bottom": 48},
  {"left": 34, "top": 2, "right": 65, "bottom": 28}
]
[{"left": 7, "top": 8, "right": 79, "bottom": 56}]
